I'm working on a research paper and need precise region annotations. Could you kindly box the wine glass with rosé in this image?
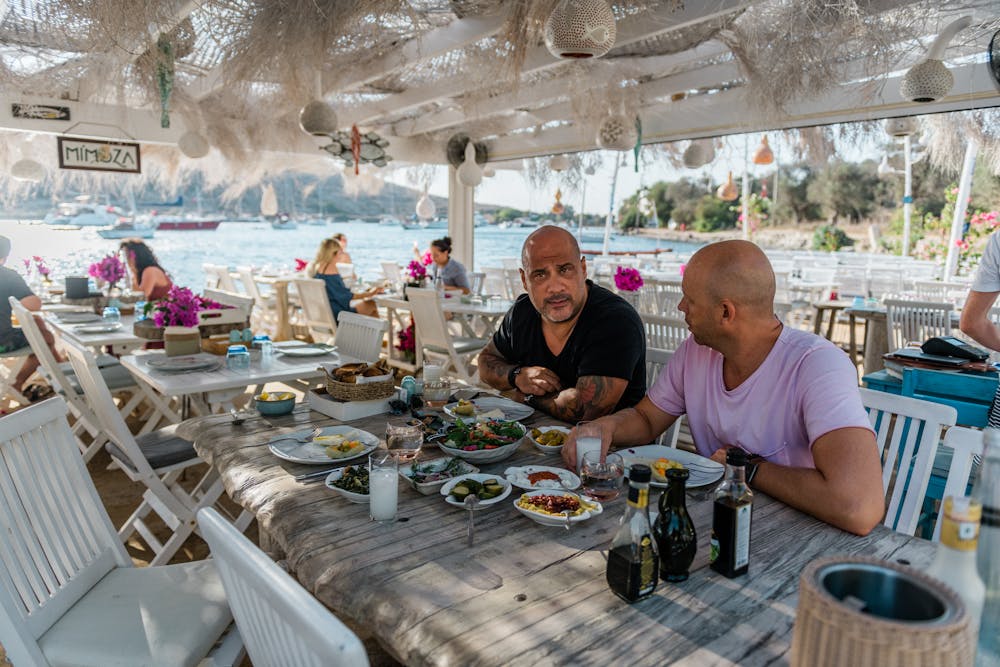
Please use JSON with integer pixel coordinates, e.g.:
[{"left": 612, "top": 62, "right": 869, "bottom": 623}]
[{"left": 580, "top": 451, "right": 625, "bottom": 501}]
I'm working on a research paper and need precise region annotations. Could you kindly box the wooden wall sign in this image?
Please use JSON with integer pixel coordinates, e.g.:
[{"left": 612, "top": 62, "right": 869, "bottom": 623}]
[
  {"left": 12, "top": 103, "right": 70, "bottom": 121},
  {"left": 57, "top": 137, "right": 141, "bottom": 173}
]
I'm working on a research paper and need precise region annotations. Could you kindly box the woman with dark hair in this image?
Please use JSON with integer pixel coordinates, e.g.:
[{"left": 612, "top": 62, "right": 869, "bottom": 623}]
[
  {"left": 309, "top": 237, "right": 382, "bottom": 321},
  {"left": 120, "top": 239, "right": 172, "bottom": 300},
  {"left": 429, "top": 236, "right": 470, "bottom": 294}
]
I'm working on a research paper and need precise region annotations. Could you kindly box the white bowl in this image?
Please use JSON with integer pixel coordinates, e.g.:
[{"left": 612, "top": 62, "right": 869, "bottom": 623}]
[
  {"left": 528, "top": 425, "right": 570, "bottom": 454},
  {"left": 437, "top": 422, "right": 527, "bottom": 464},
  {"left": 440, "top": 473, "right": 512, "bottom": 508},
  {"left": 398, "top": 456, "right": 479, "bottom": 495},
  {"left": 513, "top": 490, "right": 603, "bottom": 527},
  {"left": 324, "top": 466, "right": 369, "bottom": 504}
]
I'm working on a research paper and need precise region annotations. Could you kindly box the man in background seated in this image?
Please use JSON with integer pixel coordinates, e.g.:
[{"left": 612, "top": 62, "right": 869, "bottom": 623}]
[
  {"left": 0, "top": 235, "right": 63, "bottom": 395},
  {"left": 478, "top": 225, "right": 646, "bottom": 422},
  {"left": 563, "top": 240, "right": 884, "bottom": 536}
]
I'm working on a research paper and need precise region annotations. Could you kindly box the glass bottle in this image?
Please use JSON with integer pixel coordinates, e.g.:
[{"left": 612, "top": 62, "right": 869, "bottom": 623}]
[
  {"left": 654, "top": 468, "right": 697, "bottom": 582},
  {"left": 925, "top": 496, "right": 984, "bottom": 635},
  {"left": 434, "top": 273, "right": 445, "bottom": 297},
  {"left": 606, "top": 463, "right": 658, "bottom": 603},
  {"left": 710, "top": 449, "right": 753, "bottom": 579},
  {"left": 974, "top": 427, "right": 1000, "bottom": 665}
]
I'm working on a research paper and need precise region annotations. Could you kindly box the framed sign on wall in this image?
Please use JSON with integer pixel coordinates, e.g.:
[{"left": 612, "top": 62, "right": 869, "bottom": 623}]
[{"left": 57, "top": 137, "right": 141, "bottom": 173}]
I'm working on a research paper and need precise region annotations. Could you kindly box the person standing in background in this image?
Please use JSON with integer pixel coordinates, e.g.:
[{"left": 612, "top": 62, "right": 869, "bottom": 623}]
[{"left": 120, "top": 239, "right": 172, "bottom": 300}]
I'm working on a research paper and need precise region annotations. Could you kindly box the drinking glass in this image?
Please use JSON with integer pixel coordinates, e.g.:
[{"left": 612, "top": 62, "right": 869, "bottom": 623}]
[
  {"left": 226, "top": 345, "right": 251, "bottom": 372},
  {"left": 580, "top": 451, "right": 625, "bottom": 501},
  {"left": 574, "top": 421, "right": 604, "bottom": 474},
  {"left": 386, "top": 423, "right": 422, "bottom": 463},
  {"left": 101, "top": 306, "right": 121, "bottom": 325},
  {"left": 369, "top": 451, "right": 399, "bottom": 524}
]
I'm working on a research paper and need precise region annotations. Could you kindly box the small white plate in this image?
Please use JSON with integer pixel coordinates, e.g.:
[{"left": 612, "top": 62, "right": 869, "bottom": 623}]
[
  {"left": 276, "top": 344, "right": 337, "bottom": 358},
  {"left": 324, "top": 466, "right": 369, "bottom": 503},
  {"left": 504, "top": 465, "right": 580, "bottom": 491},
  {"left": 443, "top": 396, "right": 534, "bottom": 422},
  {"left": 440, "top": 473, "right": 512, "bottom": 508},
  {"left": 146, "top": 356, "right": 221, "bottom": 372},
  {"left": 618, "top": 445, "right": 724, "bottom": 488},
  {"left": 268, "top": 425, "right": 379, "bottom": 465},
  {"left": 75, "top": 322, "right": 122, "bottom": 334},
  {"left": 58, "top": 312, "right": 101, "bottom": 323},
  {"left": 513, "top": 490, "right": 603, "bottom": 527}
]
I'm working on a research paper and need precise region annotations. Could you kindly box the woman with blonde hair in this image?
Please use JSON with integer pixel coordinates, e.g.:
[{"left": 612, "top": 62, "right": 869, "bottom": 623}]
[{"left": 309, "top": 238, "right": 381, "bottom": 321}]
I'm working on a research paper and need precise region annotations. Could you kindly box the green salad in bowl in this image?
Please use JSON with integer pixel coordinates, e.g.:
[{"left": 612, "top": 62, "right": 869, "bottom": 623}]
[{"left": 438, "top": 419, "right": 527, "bottom": 463}]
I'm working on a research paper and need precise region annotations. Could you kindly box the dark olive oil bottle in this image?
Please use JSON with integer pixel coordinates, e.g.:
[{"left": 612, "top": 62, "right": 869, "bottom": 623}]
[
  {"left": 606, "top": 464, "right": 658, "bottom": 602},
  {"left": 709, "top": 449, "right": 753, "bottom": 578},
  {"left": 654, "top": 468, "right": 696, "bottom": 582}
]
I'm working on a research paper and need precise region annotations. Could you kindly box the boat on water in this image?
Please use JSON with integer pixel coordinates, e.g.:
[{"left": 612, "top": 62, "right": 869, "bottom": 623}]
[
  {"left": 401, "top": 218, "right": 448, "bottom": 230},
  {"left": 135, "top": 212, "right": 223, "bottom": 230},
  {"left": 43, "top": 197, "right": 125, "bottom": 227},
  {"left": 97, "top": 220, "right": 156, "bottom": 240},
  {"left": 270, "top": 215, "right": 298, "bottom": 230}
]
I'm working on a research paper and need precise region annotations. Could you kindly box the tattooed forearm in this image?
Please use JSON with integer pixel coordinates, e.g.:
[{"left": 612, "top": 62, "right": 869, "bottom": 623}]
[
  {"left": 477, "top": 341, "right": 517, "bottom": 389},
  {"left": 534, "top": 375, "right": 625, "bottom": 422}
]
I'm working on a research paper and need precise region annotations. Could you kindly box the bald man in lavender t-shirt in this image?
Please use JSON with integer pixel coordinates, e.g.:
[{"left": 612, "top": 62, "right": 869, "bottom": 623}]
[{"left": 563, "top": 240, "right": 886, "bottom": 536}]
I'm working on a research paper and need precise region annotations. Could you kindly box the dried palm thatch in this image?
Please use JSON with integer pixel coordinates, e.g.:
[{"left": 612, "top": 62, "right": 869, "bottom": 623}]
[{"left": 925, "top": 110, "right": 1000, "bottom": 175}]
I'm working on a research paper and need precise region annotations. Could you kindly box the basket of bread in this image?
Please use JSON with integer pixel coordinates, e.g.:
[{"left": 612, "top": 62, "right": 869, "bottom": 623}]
[{"left": 322, "top": 359, "right": 395, "bottom": 401}]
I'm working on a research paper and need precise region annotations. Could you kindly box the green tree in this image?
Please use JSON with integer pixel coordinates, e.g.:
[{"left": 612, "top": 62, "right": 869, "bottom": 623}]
[
  {"left": 807, "top": 160, "right": 881, "bottom": 223},
  {"left": 694, "top": 194, "right": 739, "bottom": 232},
  {"left": 770, "top": 163, "right": 822, "bottom": 224}
]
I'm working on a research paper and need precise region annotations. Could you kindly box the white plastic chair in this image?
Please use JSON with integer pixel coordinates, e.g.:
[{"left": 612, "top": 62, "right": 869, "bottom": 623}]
[
  {"left": 640, "top": 313, "right": 688, "bottom": 351},
  {"left": 859, "top": 387, "right": 957, "bottom": 536},
  {"left": 884, "top": 299, "right": 953, "bottom": 350},
  {"left": 0, "top": 398, "right": 243, "bottom": 667},
  {"left": 292, "top": 278, "right": 338, "bottom": 344},
  {"left": 646, "top": 346, "right": 681, "bottom": 448},
  {"left": 334, "top": 311, "right": 388, "bottom": 363},
  {"left": 204, "top": 263, "right": 240, "bottom": 292},
  {"left": 197, "top": 508, "right": 369, "bottom": 667},
  {"left": 63, "top": 335, "right": 251, "bottom": 565},
  {"left": 406, "top": 287, "right": 486, "bottom": 384},
  {"left": 932, "top": 426, "right": 983, "bottom": 541}
]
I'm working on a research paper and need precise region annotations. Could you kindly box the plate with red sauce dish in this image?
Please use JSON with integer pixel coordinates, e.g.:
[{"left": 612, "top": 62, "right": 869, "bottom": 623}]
[{"left": 503, "top": 465, "right": 580, "bottom": 491}]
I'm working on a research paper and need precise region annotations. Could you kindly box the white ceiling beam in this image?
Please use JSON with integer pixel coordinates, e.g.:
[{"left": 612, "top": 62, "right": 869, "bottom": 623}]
[{"left": 344, "top": 0, "right": 750, "bottom": 127}]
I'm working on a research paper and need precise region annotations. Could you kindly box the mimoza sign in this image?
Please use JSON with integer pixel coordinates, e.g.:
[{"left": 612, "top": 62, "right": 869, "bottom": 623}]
[{"left": 57, "top": 137, "right": 141, "bottom": 174}]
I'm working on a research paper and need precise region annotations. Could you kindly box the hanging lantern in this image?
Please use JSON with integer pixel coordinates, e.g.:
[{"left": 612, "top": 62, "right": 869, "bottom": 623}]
[
  {"left": 456, "top": 140, "right": 483, "bottom": 187},
  {"left": 716, "top": 172, "right": 739, "bottom": 201},
  {"left": 884, "top": 117, "right": 918, "bottom": 137},
  {"left": 551, "top": 188, "right": 565, "bottom": 215},
  {"left": 11, "top": 159, "right": 43, "bottom": 182},
  {"left": 752, "top": 135, "right": 774, "bottom": 165},
  {"left": 549, "top": 154, "right": 570, "bottom": 172},
  {"left": 900, "top": 16, "right": 971, "bottom": 102},
  {"left": 178, "top": 131, "right": 210, "bottom": 159},
  {"left": 483, "top": 166, "right": 496, "bottom": 178},
  {"left": 682, "top": 139, "right": 715, "bottom": 169},
  {"left": 416, "top": 187, "right": 436, "bottom": 220},
  {"left": 597, "top": 114, "right": 638, "bottom": 151},
  {"left": 544, "top": 0, "right": 617, "bottom": 60},
  {"left": 299, "top": 99, "right": 339, "bottom": 136}
]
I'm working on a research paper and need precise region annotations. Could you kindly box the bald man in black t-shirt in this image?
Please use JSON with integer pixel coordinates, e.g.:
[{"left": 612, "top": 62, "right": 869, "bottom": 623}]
[{"left": 478, "top": 226, "right": 645, "bottom": 422}]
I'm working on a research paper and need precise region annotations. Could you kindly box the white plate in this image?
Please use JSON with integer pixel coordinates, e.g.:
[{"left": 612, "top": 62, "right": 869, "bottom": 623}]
[
  {"left": 399, "top": 456, "right": 479, "bottom": 495},
  {"left": 58, "top": 312, "right": 101, "bottom": 323},
  {"left": 276, "top": 344, "right": 337, "bottom": 358},
  {"left": 528, "top": 425, "right": 570, "bottom": 453},
  {"left": 146, "top": 356, "right": 220, "bottom": 372},
  {"left": 440, "top": 473, "right": 512, "bottom": 508},
  {"left": 324, "top": 466, "right": 369, "bottom": 503},
  {"left": 74, "top": 322, "right": 122, "bottom": 334},
  {"left": 513, "top": 490, "right": 603, "bottom": 527},
  {"left": 504, "top": 465, "right": 580, "bottom": 491},
  {"left": 443, "top": 396, "right": 534, "bottom": 422},
  {"left": 268, "top": 425, "right": 379, "bottom": 465},
  {"left": 618, "top": 445, "right": 724, "bottom": 488}
]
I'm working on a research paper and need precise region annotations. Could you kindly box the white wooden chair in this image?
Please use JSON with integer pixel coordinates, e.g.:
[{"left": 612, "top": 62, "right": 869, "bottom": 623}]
[
  {"left": 381, "top": 261, "right": 402, "bottom": 283},
  {"left": 884, "top": 299, "right": 953, "bottom": 350},
  {"left": 334, "top": 311, "right": 388, "bottom": 363},
  {"left": 859, "top": 388, "right": 957, "bottom": 536},
  {"left": 932, "top": 426, "right": 983, "bottom": 541},
  {"left": 0, "top": 398, "right": 243, "bottom": 667},
  {"left": 867, "top": 267, "right": 905, "bottom": 299},
  {"left": 292, "top": 278, "right": 338, "bottom": 344},
  {"left": 236, "top": 266, "right": 278, "bottom": 332},
  {"left": 335, "top": 262, "right": 356, "bottom": 287},
  {"left": 646, "top": 346, "right": 681, "bottom": 448},
  {"left": 204, "top": 287, "right": 255, "bottom": 325},
  {"left": 406, "top": 287, "right": 486, "bottom": 384},
  {"left": 468, "top": 271, "right": 485, "bottom": 296},
  {"left": 640, "top": 313, "right": 688, "bottom": 351},
  {"left": 0, "top": 346, "right": 31, "bottom": 407},
  {"left": 197, "top": 508, "right": 369, "bottom": 667},
  {"left": 204, "top": 263, "right": 240, "bottom": 292},
  {"left": 482, "top": 267, "right": 506, "bottom": 296},
  {"left": 63, "top": 335, "right": 251, "bottom": 565}
]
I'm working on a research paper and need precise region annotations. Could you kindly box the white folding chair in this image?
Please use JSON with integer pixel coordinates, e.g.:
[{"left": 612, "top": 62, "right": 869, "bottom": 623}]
[
  {"left": 381, "top": 261, "right": 402, "bottom": 283},
  {"left": 335, "top": 262, "right": 356, "bottom": 287},
  {"left": 198, "top": 508, "right": 368, "bottom": 667},
  {"left": 646, "top": 346, "right": 681, "bottom": 448},
  {"left": 932, "top": 426, "right": 983, "bottom": 541},
  {"left": 292, "top": 278, "right": 338, "bottom": 344},
  {"left": 204, "top": 263, "right": 240, "bottom": 292},
  {"left": 334, "top": 311, "right": 388, "bottom": 363},
  {"left": 63, "top": 335, "right": 250, "bottom": 565},
  {"left": 0, "top": 346, "right": 31, "bottom": 407},
  {"left": 236, "top": 266, "right": 278, "bottom": 332},
  {"left": 859, "top": 388, "right": 957, "bottom": 536},
  {"left": 0, "top": 398, "right": 243, "bottom": 667},
  {"left": 640, "top": 313, "right": 689, "bottom": 351},
  {"left": 468, "top": 271, "right": 485, "bottom": 296},
  {"left": 884, "top": 299, "right": 953, "bottom": 350},
  {"left": 406, "top": 287, "right": 486, "bottom": 384},
  {"left": 204, "top": 287, "right": 255, "bottom": 324}
]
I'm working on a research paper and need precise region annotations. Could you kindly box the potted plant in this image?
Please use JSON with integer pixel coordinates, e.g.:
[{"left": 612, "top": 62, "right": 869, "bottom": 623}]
[
  {"left": 614, "top": 266, "right": 644, "bottom": 309},
  {"left": 88, "top": 254, "right": 126, "bottom": 296},
  {"left": 134, "top": 287, "right": 227, "bottom": 347},
  {"left": 403, "top": 260, "right": 428, "bottom": 299}
]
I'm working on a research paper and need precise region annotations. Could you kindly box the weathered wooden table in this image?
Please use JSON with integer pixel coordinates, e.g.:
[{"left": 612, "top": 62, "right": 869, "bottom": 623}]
[{"left": 184, "top": 408, "right": 936, "bottom": 667}]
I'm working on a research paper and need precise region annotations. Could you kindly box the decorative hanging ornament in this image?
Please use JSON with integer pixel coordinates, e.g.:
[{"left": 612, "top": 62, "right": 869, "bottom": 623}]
[
  {"left": 544, "top": 0, "right": 617, "bottom": 60},
  {"left": 416, "top": 187, "right": 436, "bottom": 220},
  {"left": 682, "top": 139, "right": 715, "bottom": 169},
  {"left": 551, "top": 188, "right": 565, "bottom": 215},
  {"left": 155, "top": 34, "right": 175, "bottom": 129},
  {"left": 299, "top": 100, "right": 339, "bottom": 136},
  {"left": 900, "top": 15, "right": 971, "bottom": 103},
  {"left": 178, "top": 131, "right": 210, "bottom": 159},
  {"left": 483, "top": 166, "right": 496, "bottom": 178},
  {"left": 549, "top": 154, "right": 570, "bottom": 172},
  {"left": 10, "top": 159, "right": 43, "bottom": 182},
  {"left": 456, "top": 140, "right": 483, "bottom": 187},
  {"left": 752, "top": 135, "right": 773, "bottom": 165},
  {"left": 884, "top": 117, "right": 918, "bottom": 137},
  {"left": 597, "top": 113, "right": 638, "bottom": 151},
  {"left": 716, "top": 172, "right": 739, "bottom": 201}
]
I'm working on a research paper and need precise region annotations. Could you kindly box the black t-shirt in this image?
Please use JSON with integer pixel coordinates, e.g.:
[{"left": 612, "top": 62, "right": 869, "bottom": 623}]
[
  {"left": 0, "top": 266, "right": 32, "bottom": 338},
  {"left": 492, "top": 281, "right": 646, "bottom": 411}
]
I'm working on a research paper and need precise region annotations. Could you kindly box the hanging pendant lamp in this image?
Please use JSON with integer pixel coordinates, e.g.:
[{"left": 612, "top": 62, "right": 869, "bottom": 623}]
[
  {"left": 884, "top": 117, "right": 918, "bottom": 138},
  {"left": 11, "top": 159, "right": 44, "bottom": 182},
  {"left": 752, "top": 135, "right": 773, "bottom": 165},
  {"left": 716, "top": 172, "right": 739, "bottom": 201},
  {"left": 597, "top": 113, "right": 638, "bottom": 151},
  {"left": 549, "top": 154, "right": 570, "bottom": 172},
  {"left": 900, "top": 15, "right": 972, "bottom": 103},
  {"left": 551, "top": 188, "right": 565, "bottom": 215},
  {"left": 544, "top": 0, "right": 617, "bottom": 60},
  {"left": 178, "top": 131, "right": 210, "bottom": 159},
  {"left": 456, "top": 140, "right": 483, "bottom": 187},
  {"left": 416, "top": 186, "right": 436, "bottom": 220}
]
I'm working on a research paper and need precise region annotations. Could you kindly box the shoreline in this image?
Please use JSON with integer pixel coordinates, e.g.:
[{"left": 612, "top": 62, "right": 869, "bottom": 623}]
[{"left": 633, "top": 223, "right": 873, "bottom": 252}]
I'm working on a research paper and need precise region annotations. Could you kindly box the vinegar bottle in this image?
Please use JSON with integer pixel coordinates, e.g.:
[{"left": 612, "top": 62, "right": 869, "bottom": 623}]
[
  {"left": 606, "top": 464, "right": 658, "bottom": 603},
  {"left": 654, "top": 468, "right": 696, "bottom": 582},
  {"left": 710, "top": 449, "right": 753, "bottom": 578}
]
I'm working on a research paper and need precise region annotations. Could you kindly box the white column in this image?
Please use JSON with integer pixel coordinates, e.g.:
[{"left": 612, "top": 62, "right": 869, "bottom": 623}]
[
  {"left": 901, "top": 135, "right": 913, "bottom": 257},
  {"left": 447, "top": 165, "right": 474, "bottom": 270},
  {"left": 945, "top": 139, "right": 980, "bottom": 281}
]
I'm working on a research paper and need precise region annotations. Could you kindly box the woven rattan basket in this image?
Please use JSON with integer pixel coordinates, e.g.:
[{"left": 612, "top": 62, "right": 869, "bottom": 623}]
[
  {"left": 323, "top": 370, "right": 395, "bottom": 402},
  {"left": 791, "top": 556, "right": 974, "bottom": 667}
]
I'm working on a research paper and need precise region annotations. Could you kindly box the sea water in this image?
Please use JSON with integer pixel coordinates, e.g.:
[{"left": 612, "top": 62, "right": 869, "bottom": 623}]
[{"left": 0, "top": 219, "right": 701, "bottom": 291}]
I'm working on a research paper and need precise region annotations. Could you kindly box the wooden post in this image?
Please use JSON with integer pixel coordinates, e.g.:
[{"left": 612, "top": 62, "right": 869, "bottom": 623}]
[{"left": 448, "top": 165, "right": 474, "bottom": 270}]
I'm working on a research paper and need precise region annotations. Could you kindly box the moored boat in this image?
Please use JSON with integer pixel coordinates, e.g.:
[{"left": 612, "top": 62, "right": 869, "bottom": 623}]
[
  {"left": 97, "top": 220, "right": 156, "bottom": 239},
  {"left": 43, "top": 197, "right": 124, "bottom": 227}
]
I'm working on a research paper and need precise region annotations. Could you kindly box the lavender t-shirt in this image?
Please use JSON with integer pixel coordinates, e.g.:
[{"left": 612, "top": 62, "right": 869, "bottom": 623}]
[{"left": 647, "top": 326, "right": 872, "bottom": 468}]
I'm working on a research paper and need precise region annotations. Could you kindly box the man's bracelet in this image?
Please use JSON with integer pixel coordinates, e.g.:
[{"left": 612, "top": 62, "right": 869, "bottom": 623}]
[{"left": 745, "top": 458, "right": 763, "bottom": 487}]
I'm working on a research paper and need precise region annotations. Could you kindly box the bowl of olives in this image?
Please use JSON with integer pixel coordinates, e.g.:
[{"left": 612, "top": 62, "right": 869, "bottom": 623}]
[
  {"left": 440, "top": 473, "right": 512, "bottom": 508},
  {"left": 529, "top": 426, "right": 570, "bottom": 454}
]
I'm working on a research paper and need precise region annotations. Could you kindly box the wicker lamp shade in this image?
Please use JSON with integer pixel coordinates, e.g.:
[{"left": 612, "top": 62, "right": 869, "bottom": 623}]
[
  {"left": 544, "top": 0, "right": 616, "bottom": 59},
  {"left": 900, "top": 60, "right": 954, "bottom": 103},
  {"left": 752, "top": 135, "right": 773, "bottom": 165},
  {"left": 884, "top": 117, "right": 918, "bottom": 137},
  {"left": 11, "top": 159, "right": 44, "bottom": 182},
  {"left": 298, "top": 99, "right": 338, "bottom": 136},
  {"left": 716, "top": 172, "right": 738, "bottom": 201},
  {"left": 791, "top": 556, "right": 974, "bottom": 667},
  {"left": 549, "top": 154, "right": 570, "bottom": 172},
  {"left": 178, "top": 131, "right": 210, "bottom": 158},
  {"left": 682, "top": 139, "right": 714, "bottom": 169},
  {"left": 597, "top": 114, "right": 638, "bottom": 151}
]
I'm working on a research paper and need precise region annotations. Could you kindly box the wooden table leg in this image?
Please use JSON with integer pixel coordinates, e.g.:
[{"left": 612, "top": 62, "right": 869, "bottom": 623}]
[
  {"left": 274, "top": 282, "right": 292, "bottom": 341},
  {"left": 849, "top": 313, "right": 858, "bottom": 364}
]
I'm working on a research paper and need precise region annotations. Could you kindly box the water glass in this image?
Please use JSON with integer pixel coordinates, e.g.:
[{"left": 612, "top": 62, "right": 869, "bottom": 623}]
[
  {"left": 574, "top": 421, "right": 604, "bottom": 474},
  {"left": 133, "top": 301, "right": 147, "bottom": 321},
  {"left": 226, "top": 344, "right": 251, "bottom": 372},
  {"left": 369, "top": 451, "right": 399, "bottom": 524},
  {"left": 101, "top": 306, "right": 121, "bottom": 325},
  {"left": 580, "top": 451, "right": 625, "bottom": 501},
  {"left": 385, "top": 423, "right": 422, "bottom": 463},
  {"left": 423, "top": 379, "right": 452, "bottom": 408}
]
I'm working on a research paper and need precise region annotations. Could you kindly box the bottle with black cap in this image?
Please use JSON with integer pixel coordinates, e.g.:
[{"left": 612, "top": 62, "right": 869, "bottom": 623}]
[
  {"left": 606, "top": 463, "right": 659, "bottom": 602},
  {"left": 710, "top": 449, "right": 754, "bottom": 578}
]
